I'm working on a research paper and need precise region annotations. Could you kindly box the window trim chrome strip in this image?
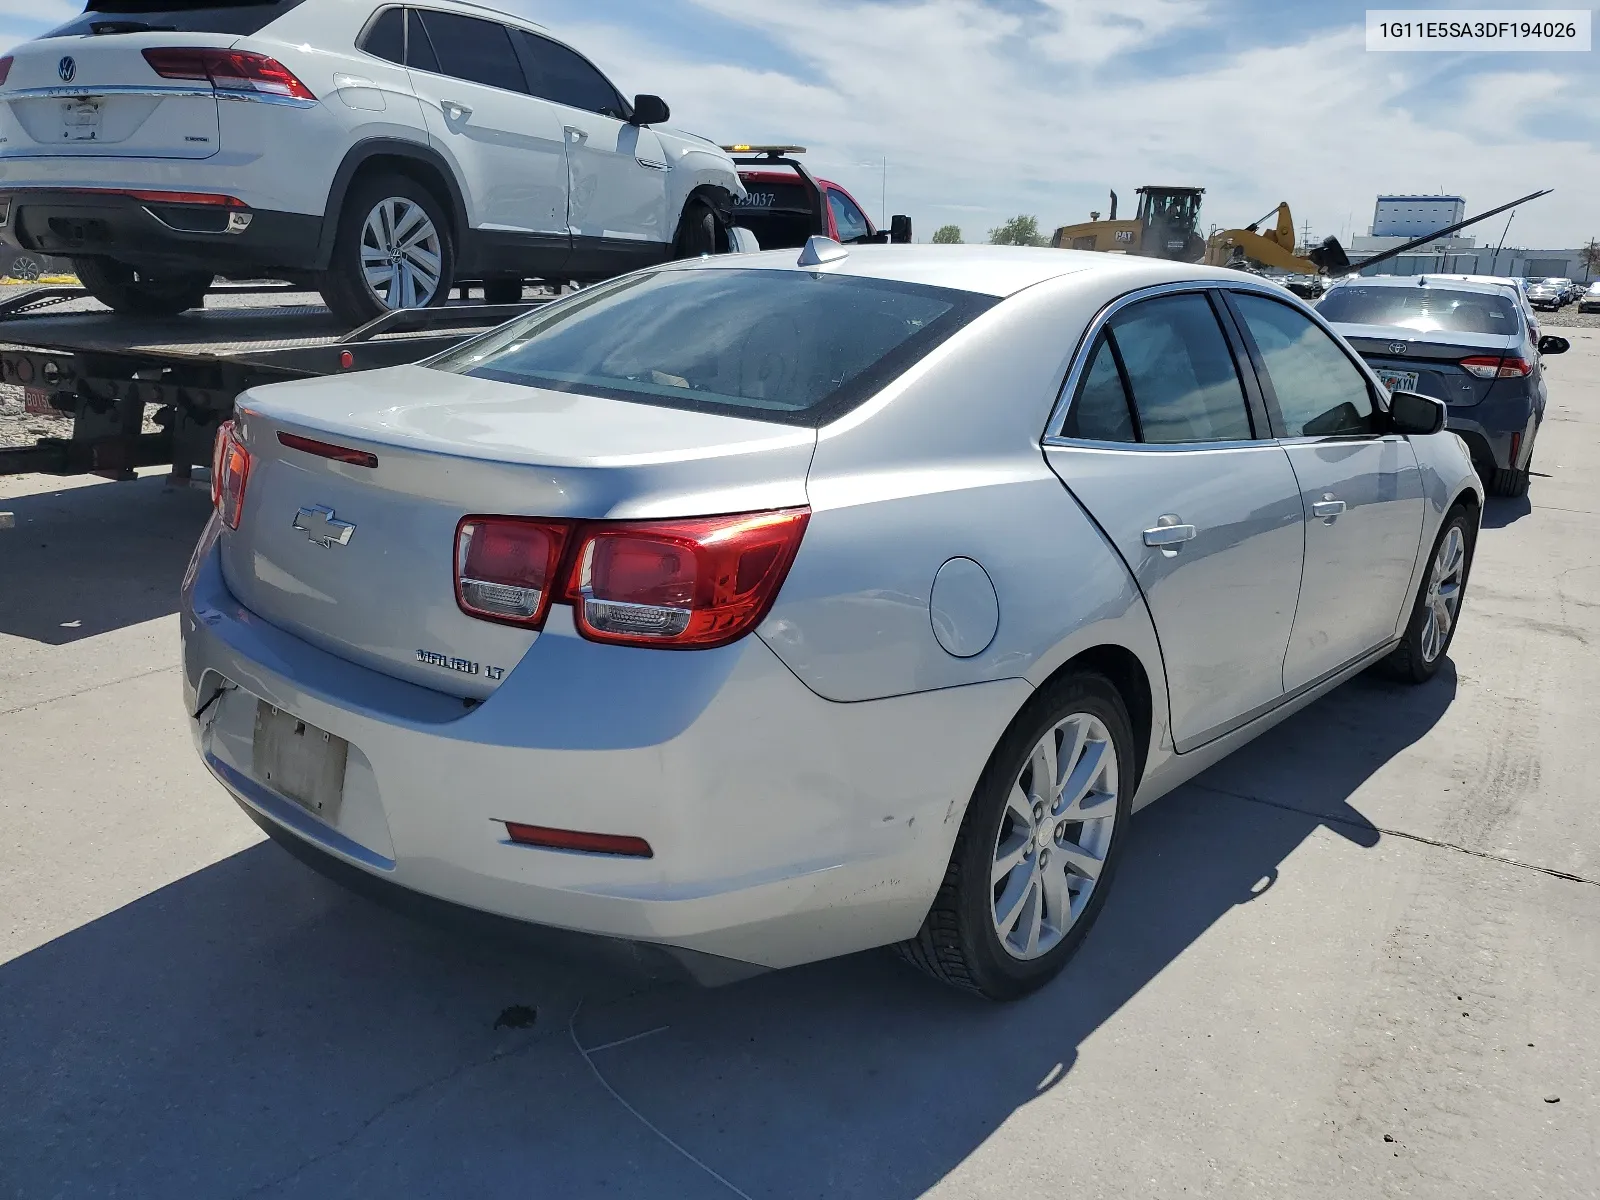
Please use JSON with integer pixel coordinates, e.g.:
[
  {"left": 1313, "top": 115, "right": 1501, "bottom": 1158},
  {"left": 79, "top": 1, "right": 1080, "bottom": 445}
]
[
  {"left": 1041, "top": 276, "right": 1334, "bottom": 447},
  {"left": 1, "top": 83, "right": 316, "bottom": 108}
]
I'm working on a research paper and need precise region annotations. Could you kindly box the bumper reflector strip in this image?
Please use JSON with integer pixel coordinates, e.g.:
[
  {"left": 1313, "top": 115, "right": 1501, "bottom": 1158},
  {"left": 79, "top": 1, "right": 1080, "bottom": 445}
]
[{"left": 501, "top": 821, "right": 653, "bottom": 858}]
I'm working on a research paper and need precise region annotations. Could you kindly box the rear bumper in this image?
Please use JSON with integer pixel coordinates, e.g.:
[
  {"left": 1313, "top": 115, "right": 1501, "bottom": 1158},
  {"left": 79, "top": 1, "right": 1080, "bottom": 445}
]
[
  {"left": 1447, "top": 396, "right": 1539, "bottom": 472},
  {"left": 180, "top": 520, "right": 1027, "bottom": 975},
  {"left": 0, "top": 187, "right": 321, "bottom": 274}
]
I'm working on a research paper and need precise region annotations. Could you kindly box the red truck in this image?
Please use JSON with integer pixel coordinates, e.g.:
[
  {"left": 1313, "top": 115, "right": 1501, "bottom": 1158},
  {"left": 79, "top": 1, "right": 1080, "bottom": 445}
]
[{"left": 721, "top": 146, "right": 912, "bottom": 249}]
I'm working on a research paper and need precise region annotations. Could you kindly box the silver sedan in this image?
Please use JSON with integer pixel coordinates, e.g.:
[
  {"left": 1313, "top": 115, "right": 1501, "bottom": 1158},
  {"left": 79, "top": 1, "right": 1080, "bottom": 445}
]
[{"left": 181, "top": 243, "right": 1482, "bottom": 1000}]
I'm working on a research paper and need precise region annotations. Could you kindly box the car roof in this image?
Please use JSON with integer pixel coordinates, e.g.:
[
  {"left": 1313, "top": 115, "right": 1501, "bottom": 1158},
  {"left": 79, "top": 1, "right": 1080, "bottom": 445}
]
[{"left": 663, "top": 244, "right": 1268, "bottom": 298}]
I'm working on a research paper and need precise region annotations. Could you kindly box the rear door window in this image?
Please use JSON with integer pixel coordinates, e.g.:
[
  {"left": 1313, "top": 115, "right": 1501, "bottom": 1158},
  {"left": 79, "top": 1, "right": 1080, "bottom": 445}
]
[
  {"left": 510, "top": 29, "right": 627, "bottom": 118},
  {"left": 1105, "top": 293, "right": 1253, "bottom": 444},
  {"left": 357, "top": 6, "right": 404, "bottom": 63},
  {"left": 413, "top": 10, "right": 527, "bottom": 93},
  {"left": 1232, "top": 293, "right": 1376, "bottom": 438},
  {"left": 1061, "top": 334, "right": 1136, "bottom": 442},
  {"left": 44, "top": 0, "right": 308, "bottom": 37}
]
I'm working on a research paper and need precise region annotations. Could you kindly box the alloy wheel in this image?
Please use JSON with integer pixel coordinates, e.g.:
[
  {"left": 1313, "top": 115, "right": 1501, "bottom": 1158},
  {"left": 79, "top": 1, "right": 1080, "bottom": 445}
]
[
  {"left": 991, "top": 712, "right": 1119, "bottom": 960},
  {"left": 360, "top": 197, "right": 443, "bottom": 310},
  {"left": 1421, "top": 524, "right": 1466, "bottom": 663}
]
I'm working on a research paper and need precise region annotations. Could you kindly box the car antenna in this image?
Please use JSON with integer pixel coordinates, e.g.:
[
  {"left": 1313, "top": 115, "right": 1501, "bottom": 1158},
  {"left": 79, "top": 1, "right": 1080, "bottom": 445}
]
[{"left": 798, "top": 236, "right": 848, "bottom": 267}]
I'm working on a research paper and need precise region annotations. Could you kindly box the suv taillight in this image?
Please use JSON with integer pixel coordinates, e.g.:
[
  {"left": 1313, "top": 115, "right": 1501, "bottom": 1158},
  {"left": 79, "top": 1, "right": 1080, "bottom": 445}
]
[
  {"left": 142, "top": 48, "right": 316, "bottom": 101},
  {"left": 453, "top": 509, "right": 810, "bottom": 648},
  {"left": 1460, "top": 355, "right": 1531, "bottom": 379},
  {"left": 211, "top": 420, "right": 251, "bottom": 529}
]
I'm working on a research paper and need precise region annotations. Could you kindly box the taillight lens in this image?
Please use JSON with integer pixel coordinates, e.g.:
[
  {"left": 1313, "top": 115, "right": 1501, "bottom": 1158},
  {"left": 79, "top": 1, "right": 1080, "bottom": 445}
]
[
  {"left": 210, "top": 420, "right": 251, "bottom": 530},
  {"left": 455, "top": 517, "right": 571, "bottom": 627},
  {"left": 1459, "top": 355, "right": 1531, "bottom": 379},
  {"left": 0, "top": 57, "right": 13, "bottom": 87},
  {"left": 142, "top": 48, "right": 316, "bottom": 100},
  {"left": 569, "top": 510, "right": 810, "bottom": 648},
  {"left": 451, "top": 508, "right": 810, "bottom": 648}
]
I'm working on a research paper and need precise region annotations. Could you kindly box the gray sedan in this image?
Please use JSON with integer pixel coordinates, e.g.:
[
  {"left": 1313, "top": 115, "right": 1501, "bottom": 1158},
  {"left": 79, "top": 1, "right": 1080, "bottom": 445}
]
[
  {"left": 181, "top": 244, "right": 1482, "bottom": 1000},
  {"left": 1320, "top": 275, "right": 1568, "bottom": 496}
]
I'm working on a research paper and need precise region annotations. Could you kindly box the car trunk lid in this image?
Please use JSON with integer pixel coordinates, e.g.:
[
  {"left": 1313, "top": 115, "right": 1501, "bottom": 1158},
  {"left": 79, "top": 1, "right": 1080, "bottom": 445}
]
[
  {"left": 1334, "top": 324, "right": 1521, "bottom": 408},
  {"left": 0, "top": 33, "right": 226, "bottom": 160},
  {"left": 219, "top": 365, "right": 816, "bottom": 697}
]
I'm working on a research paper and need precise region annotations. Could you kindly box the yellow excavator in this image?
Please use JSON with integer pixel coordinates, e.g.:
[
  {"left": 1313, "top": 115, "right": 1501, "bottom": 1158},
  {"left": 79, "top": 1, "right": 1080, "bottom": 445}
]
[
  {"left": 1052, "top": 186, "right": 1551, "bottom": 279},
  {"left": 1051, "top": 187, "right": 1344, "bottom": 274}
]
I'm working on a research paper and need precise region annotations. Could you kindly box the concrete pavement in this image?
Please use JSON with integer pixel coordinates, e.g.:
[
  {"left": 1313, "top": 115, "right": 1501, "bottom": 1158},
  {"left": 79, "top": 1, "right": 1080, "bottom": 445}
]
[{"left": 2, "top": 338, "right": 1596, "bottom": 1198}]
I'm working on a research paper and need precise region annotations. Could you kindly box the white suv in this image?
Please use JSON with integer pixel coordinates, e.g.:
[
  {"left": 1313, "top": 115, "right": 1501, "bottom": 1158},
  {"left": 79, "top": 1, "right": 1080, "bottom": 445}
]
[{"left": 0, "top": 0, "right": 743, "bottom": 324}]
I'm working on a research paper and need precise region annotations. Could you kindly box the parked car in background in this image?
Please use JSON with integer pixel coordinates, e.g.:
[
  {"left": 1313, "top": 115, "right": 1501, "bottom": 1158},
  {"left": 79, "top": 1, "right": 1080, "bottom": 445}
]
[
  {"left": 1578, "top": 281, "right": 1600, "bottom": 313},
  {"left": 1285, "top": 274, "right": 1325, "bottom": 299},
  {"left": 1320, "top": 275, "right": 1568, "bottom": 496},
  {"left": 0, "top": 245, "right": 68, "bottom": 280},
  {"left": 1524, "top": 279, "right": 1565, "bottom": 310},
  {"left": 0, "top": 0, "right": 743, "bottom": 324},
  {"left": 183, "top": 245, "right": 1481, "bottom": 1000},
  {"left": 722, "top": 145, "right": 910, "bottom": 251}
]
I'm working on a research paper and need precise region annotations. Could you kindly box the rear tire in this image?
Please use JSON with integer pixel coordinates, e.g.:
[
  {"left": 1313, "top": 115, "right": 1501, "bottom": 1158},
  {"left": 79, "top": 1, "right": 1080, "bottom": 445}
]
[
  {"left": 899, "top": 671, "right": 1136, "bottom": 1000},
  {"left": 1379, "top": 504, "right": 1474, "bottom": 684},
  {"left": 72, "top": 257, "right": 212, "bottom": 316},
  {"left": 319, "top": 172, "right": 454, "bottom": 329},
  {"left": 673, "top": 196, "right": 721, "bottom": 259}
]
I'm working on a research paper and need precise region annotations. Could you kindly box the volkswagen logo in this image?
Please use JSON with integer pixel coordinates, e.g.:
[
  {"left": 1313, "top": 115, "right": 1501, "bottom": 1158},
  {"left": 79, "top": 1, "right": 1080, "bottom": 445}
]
[
  {"left": 1387, "top": 342, "right": 1408, "bottom": 355},
  {"left": 57, "top": 56, "right": 76, "bottom": 83}
]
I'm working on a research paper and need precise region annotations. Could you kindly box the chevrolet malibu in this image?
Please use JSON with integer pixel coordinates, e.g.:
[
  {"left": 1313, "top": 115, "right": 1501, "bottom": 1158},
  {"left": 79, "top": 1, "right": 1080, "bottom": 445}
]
[{"left": 182, "top": 243, "right": 1482, "bottom": 1000}]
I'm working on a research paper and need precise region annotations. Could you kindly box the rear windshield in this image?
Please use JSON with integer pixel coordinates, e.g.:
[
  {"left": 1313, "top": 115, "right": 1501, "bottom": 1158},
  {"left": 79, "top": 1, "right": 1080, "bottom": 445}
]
[
  {"left": 1319, "top": 286, "right": 1519, "bottom": 336},
  {"left": 429, "top": 268, "right": 997, "bottom": 426},
  {"left": 43, "top": 0, "right": 305, "bottom": 38}
]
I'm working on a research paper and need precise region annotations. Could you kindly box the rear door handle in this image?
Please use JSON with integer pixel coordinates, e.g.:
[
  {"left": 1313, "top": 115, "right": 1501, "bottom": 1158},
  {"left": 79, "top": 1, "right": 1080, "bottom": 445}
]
[
  {"left": 1143, "top": 519, "right": 1197, "bottom": 553},
  {"left": 1311, "top": 496, "right": 1347, "bottom": 519},
  {"left": 442, "top": 100, "right": 471, "bottom": 120}
]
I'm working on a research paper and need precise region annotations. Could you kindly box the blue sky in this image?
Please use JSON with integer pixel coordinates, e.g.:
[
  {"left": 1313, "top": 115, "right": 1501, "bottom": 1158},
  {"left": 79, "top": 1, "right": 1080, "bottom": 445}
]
[{"left": 3, "top": 0, "right": 1594, "bottom": 248}]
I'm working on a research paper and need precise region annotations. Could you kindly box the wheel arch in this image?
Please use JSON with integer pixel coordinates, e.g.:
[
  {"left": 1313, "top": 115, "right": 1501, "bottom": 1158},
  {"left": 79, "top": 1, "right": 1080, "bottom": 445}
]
[
  {"left": 1033, "top": 643, "right": 1155, "bottom": 796},
  {"left": 317, "top": 140, "right": 469, "bottom": 269}
]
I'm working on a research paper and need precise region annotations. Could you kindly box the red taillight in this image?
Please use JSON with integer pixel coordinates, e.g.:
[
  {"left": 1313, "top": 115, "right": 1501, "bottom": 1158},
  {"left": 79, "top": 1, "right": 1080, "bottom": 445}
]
[
  {"left": 0, "top": 57, "right": 13, "bottom": 87},
  {"left": 142, "top": 48, "right": 316, "bottom": 101},
  {"left": 452, "top": 508, "right": 810, "bottom": 648},
  {"left": 210, "top": 420, "right": 251, "bottom": 530},
  {"left": 454, "top": 517, "right": 571, "bottom": 628},
  {"left": 277, "top": 431, "right": 378, "bottom": 468},
  {"left": 1460, "top": 355, "right": 1531, "bottom": 379},
  {"left": 501, "top": 821, "right": 653, "bottom": 858},
  {"left": 568, "top": 509, "right": 810, "bottom": 648}
]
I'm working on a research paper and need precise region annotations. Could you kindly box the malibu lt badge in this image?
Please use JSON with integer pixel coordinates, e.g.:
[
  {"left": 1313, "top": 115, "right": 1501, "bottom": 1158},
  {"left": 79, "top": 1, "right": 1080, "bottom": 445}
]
[{"left": 417, "top": 649, "right": 505, "bottom": 681}]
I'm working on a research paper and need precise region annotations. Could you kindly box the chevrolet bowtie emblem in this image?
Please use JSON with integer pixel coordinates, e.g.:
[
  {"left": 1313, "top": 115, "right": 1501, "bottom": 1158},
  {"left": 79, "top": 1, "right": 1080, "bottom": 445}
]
[{"left": 292, "top": 505, "right": 356, "bottom": 548}]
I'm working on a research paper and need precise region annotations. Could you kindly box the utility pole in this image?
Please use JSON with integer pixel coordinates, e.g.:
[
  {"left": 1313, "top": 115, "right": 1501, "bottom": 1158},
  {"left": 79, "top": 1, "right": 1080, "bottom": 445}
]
[
  {"left": 1489, "top": 211, "right": 1516, "bottom": 276},
  {"left": 1300, "top": 219, "right": 1313, "bottom": 255}
]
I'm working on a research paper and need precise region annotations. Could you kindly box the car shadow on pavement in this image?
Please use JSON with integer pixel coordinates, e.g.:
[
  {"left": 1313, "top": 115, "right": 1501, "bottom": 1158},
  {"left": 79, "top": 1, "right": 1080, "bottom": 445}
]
[
  {"left": 0, "top": 474, "right": 211, "bottom": 644},
  {"left": 1480, "top": 494, "right": 1533, "bottom": 529},
  {"left": 0, "top": 669, "right": 1455, "bottom": 1198}
]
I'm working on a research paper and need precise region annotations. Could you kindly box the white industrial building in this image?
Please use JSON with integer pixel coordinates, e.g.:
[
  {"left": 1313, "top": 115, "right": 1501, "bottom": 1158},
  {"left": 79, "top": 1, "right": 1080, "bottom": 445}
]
[
  {"left": 1372, "top": 195, "right": 1465, "bottom": 238},
  {"left": 1348, "top": 193, "right": 1593, "bottom": 281}
]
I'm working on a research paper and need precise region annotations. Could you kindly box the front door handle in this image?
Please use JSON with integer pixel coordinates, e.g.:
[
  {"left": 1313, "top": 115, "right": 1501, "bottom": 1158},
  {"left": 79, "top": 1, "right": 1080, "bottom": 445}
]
[
  {"left": 1311, "top": 495, "right": 1347, "bottom": 520},
  {"left": 1143, "top": 517, "right": 1197, "bottom": 556}
]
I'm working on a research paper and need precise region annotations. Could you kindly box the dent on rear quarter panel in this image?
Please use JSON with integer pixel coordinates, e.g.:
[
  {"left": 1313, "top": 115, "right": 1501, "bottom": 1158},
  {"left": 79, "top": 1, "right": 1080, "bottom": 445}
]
[{"left": 756, "top": 270, "right": 1170, "bottom": 733}]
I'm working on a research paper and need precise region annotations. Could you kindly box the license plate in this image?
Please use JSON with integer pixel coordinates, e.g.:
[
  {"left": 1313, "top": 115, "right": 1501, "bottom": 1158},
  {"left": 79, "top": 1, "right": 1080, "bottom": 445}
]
[
  {"left": 61, "top": 99, "right": 101, "bottom": 142},
  {"left": 23, "top": 387, "right": 54, "bottom": 415},
  {"left": 1375, "top": 369, "right": 1418, "bottom": 393},
  {"left": 252, "top": 702, "right": 348, "bottom": 821}
]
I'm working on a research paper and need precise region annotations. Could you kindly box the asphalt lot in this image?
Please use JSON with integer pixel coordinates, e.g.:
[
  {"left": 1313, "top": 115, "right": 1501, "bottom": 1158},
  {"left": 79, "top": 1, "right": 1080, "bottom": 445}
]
[{"left": 2, "top": 334, "right": 1597, "bottom": 1199}]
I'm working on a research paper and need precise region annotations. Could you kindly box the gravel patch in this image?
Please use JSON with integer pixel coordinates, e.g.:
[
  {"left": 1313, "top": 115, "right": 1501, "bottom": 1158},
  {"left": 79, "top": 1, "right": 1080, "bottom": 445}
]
[
  {"left": 1538, "top": 308, "right": 1600, "bottom": 330},
  {"left": 0, "top": 384, "right": 71, "bottom": 450}
]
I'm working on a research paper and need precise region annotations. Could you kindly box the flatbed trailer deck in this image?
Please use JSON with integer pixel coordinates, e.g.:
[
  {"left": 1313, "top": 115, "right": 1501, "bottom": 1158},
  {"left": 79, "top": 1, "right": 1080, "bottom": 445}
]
[{"left": 0, "top": 283, "right": 543, "bottom": 480}]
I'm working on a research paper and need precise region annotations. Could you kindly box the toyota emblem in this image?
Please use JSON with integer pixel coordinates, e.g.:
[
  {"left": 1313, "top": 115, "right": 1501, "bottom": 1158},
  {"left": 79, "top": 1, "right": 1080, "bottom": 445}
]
[
  {"left": 1387, "top": 342, "right": 1408, "bottom": 355},
  {"left": 57, "top": 56, "right": 76, "bottom": 83}
]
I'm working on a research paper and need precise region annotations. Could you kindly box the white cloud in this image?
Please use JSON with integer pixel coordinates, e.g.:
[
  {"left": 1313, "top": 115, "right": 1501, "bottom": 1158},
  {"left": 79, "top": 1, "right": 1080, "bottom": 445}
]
[{"left": 549, "top": 0, "right": 1598, "bottom": 248}]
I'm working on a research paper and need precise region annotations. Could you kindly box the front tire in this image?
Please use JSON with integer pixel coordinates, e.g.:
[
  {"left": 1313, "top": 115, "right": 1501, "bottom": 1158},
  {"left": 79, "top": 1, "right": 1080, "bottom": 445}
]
[
  {"left": 900, "top": 671, "right": 1136, "bottom": 1000},
  {"left": 319, "top": 173, "right": 454, "bottom": 328},
  {"left": 72, "top": 257, "right": 212, "bottom": 316},
  {"left": 673, "top": 196, "right": 722, "bottom": 259},
  {"left": 1380, "top": 505, "right": 1474, "bottom": 684}
]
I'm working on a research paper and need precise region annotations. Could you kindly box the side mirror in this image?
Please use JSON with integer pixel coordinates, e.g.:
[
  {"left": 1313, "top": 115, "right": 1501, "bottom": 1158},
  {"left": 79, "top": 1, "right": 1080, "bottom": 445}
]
[
  {"left": 629, "top": 94, "right": 670, "bottom": 126},
  {"left": 1388, "top": 389, "right": 1446, "bottom": 436},
  {"left": 1538, "top": 334, "right": 1570, "bottom": 355},
  {"left": 889, "top": 214, "right": 913, "bottom": 244}
]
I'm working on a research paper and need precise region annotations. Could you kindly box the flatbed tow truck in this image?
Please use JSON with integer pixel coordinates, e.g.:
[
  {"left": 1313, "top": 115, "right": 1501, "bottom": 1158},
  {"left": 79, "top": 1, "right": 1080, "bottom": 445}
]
[{"left": 0, "top": 283, "right": 545, "bottom": 482}]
